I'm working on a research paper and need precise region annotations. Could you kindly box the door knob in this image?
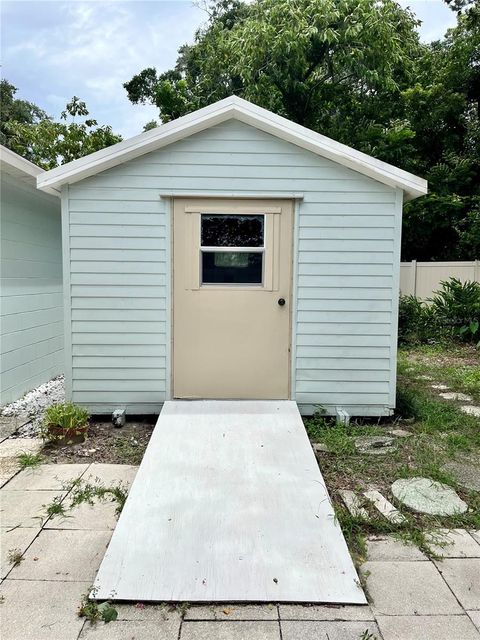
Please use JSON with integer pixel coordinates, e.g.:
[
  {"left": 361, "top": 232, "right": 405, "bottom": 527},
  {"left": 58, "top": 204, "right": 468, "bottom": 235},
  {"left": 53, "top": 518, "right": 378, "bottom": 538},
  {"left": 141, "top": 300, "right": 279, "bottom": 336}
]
[{"left": 278, "top": 298, "right": 286, "bottom": 306}]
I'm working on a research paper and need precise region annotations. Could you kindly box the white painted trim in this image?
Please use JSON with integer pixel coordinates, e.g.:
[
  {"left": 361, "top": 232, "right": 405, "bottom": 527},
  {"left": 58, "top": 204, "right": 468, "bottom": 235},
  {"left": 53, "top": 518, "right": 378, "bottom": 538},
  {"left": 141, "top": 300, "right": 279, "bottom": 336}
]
[
  {"left": 165, "top": 197, "right": 173, "bottom": 402},
  {"left": 388, "top": 187, "right": 403, "bottom": 409},
  {"left": 61, "top": 185, "right": 73, "bottom": 402},
  {"left": 36, "top": 96, "right": 427, "bottom": 201},
  {"left": 161, "top": 192, "right": 305, "bottom": 200},
  {"left": 290, "top": 199, "right": 300, "bottom": 401},
  {"left": 1, "top": 145, "right": 60, "bottom": 196}
]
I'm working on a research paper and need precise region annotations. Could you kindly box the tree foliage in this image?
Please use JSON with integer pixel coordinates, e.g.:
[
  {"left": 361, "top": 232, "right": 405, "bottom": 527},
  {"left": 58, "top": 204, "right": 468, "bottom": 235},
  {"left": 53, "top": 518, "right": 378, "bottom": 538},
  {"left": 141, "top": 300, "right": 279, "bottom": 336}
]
[
  {"left": 124, "top": 0, "right": 480, "bottom": 260},
  {"left": 2, "top": 92, "right": 121, "bottom": 169}
]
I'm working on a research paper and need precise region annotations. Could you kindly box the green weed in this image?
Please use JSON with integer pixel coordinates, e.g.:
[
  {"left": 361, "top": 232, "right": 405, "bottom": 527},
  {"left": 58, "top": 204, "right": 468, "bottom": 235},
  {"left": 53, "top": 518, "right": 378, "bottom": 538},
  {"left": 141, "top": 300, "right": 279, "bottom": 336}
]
[{"left": 17, "top": 452, "right": 43, "bottom": 469}]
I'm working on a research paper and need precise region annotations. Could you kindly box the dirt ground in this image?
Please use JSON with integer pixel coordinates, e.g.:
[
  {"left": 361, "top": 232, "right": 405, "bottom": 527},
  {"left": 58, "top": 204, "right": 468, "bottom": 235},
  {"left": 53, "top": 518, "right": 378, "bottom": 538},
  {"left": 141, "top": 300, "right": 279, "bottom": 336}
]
[{"left": 42, "top": 416, "right": 156, "bottom": 465}]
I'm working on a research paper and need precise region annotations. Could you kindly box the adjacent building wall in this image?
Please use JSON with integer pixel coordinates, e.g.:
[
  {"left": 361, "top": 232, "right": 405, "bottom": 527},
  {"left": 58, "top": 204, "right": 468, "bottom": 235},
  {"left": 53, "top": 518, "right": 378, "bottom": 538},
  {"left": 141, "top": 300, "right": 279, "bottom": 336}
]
[
  {"left": 64, "top": 120, "right": 399, "bottom": 416},
  {"left": 1, "top": 173, "right": 63, "bottom": 404}
]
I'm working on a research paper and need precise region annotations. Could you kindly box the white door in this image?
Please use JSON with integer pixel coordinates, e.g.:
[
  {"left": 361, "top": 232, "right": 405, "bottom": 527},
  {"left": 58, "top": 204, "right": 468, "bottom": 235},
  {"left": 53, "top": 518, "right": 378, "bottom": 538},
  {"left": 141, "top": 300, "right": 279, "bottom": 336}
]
[{"left": 173, "top": 198, "right": 293, "bottom": 399}]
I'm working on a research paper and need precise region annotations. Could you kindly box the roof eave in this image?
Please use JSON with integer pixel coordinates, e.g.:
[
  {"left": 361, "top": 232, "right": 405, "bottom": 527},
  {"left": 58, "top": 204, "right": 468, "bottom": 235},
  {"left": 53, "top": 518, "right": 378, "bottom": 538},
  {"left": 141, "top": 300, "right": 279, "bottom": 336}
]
[{"left": 36, "top": 96, "right": 427, "bottom": 201}]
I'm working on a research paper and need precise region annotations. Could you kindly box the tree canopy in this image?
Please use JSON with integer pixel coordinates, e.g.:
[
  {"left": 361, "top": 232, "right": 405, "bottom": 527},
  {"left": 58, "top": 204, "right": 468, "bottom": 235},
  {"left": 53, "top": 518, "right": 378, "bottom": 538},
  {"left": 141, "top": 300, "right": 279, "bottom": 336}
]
[
  {"left": 124, "top": 0, "right": 480, "bottom": 261},
  {"left": 1, "top": 87, "right": 121, "bottom": 169}
]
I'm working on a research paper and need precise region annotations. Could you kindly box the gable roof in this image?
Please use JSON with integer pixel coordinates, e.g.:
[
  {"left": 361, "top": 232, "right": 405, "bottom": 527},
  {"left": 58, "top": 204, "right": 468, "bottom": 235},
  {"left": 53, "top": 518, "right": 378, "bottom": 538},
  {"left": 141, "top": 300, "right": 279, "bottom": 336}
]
[
  {"left": 36, "top": 96, "right": 427, "bottom": 201},
  {"left": 1, "top": 145, "right": 59, "bottom": 197}
]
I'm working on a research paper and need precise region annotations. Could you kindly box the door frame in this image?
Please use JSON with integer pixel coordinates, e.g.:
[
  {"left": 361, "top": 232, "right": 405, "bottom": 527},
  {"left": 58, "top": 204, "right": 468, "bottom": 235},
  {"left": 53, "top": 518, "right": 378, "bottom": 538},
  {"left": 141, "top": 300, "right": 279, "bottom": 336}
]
[{"left": 167, "top": 195, "right": 298, "bottom": 401}]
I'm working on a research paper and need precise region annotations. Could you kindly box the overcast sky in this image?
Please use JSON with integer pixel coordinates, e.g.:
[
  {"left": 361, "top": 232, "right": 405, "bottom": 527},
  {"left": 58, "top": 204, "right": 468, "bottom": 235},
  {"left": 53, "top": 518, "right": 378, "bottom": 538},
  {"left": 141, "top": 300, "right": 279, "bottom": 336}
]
[{"left": 1, "top": 0, "right": 458, "bottom": 139}]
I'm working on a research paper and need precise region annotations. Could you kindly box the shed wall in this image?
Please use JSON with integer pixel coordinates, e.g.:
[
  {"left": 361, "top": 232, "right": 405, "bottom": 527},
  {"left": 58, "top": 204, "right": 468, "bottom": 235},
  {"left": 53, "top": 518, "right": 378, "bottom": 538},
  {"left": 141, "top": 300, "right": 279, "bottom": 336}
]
[
  {"left": 65, "top": 120, "right": 399, "bottom": 415},
  {"left": 1, "top": 174, "right": 63, "bottom": 404}
]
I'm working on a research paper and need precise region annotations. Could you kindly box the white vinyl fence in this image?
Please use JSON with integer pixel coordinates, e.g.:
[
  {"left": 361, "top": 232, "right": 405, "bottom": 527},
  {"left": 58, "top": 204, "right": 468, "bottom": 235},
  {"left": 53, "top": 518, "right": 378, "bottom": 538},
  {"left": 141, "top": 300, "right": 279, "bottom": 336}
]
[{"left": 400, "top": 261, "right": 480, "bottom": 299}]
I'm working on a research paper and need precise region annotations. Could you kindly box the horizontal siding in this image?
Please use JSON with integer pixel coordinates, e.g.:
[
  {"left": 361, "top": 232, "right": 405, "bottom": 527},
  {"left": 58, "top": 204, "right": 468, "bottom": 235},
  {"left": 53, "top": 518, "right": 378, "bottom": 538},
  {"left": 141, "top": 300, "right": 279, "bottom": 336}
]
[
  {"left": 1, "top": 175, "right": 63, "bottom": 404},
  {"left": 68, "top": 119, "right": 397, "bottom": 413}
]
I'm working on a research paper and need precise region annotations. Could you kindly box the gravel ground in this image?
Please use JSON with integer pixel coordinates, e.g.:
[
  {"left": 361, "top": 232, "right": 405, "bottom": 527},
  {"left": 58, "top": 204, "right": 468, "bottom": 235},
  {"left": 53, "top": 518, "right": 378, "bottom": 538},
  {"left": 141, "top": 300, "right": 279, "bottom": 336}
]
[{"left": 0, "top": 375, "right": 65, "bottom": 437}]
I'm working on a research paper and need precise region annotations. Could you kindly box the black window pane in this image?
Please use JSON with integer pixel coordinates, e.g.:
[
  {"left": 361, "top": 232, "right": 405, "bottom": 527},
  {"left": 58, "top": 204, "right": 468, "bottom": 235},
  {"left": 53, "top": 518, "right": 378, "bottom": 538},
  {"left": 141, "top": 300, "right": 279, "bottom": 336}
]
[
  {"left": 201, "top": 214, "right": 264, "bottom": 247},
  {"left": 202, "top": 252, "right": 263, "bottom": 284}
]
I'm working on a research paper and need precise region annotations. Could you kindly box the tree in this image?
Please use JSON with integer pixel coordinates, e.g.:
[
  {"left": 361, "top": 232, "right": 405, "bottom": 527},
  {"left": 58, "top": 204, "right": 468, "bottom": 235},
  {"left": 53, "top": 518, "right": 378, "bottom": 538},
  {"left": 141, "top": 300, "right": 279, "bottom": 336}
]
[
  {"left": 125, "top": 0, "right": 421, "bottom": 139},
  {"left": 0, "top": 80, "right": 48, "bottom": 152},
  {"left": 5, "top": 95, "right": 122, "bottom": 169},
  {"left": 401, "top": 4, "right": 480, "bottom": 259}
]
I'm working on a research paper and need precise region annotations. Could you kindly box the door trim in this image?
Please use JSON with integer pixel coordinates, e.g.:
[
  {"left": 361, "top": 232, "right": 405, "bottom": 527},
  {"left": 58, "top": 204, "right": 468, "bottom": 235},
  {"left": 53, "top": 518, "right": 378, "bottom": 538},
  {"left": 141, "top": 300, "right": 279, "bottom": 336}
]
[{"left": 170, "top": 197, "right": 295, "bottom": 400}]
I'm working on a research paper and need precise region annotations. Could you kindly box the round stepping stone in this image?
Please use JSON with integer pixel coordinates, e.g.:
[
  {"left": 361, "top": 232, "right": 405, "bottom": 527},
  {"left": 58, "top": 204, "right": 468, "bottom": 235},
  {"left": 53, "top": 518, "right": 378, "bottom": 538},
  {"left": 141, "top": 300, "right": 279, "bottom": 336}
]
[
  {"left": 355, "top": 435, "right": 396, "bottom": 455},
  {"left": 391, "top": 477, "right": 468, "bottom": 516}
]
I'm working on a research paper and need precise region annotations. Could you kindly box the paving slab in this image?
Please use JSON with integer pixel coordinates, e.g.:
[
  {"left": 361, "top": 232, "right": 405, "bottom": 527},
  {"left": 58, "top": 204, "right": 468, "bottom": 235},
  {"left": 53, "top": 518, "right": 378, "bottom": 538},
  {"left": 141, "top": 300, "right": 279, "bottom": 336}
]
[
  {"left": 472, "top": 530, "right": 480, "bottom": 544},
  {"left": 364, "top": 489, "right": 406, "bottom": 523},
  {"left": 0, "top": 457, "right": 21, "bottom": 487},
  {"left": 338, "top": 490, "right": 369, "bottom": 519},
  {"left": 5, "top": 463, "right": 89, "bottom": 491},
  {"left": 0, "top": 416, "right": 22, "bottom": 441},
  {"left": 354, "top": 435, "right": 396, "bottom": 455},
  {"left": 361, "top": 561, "right": 463, "bottom": 615},
  {"left": 45, "top": 500, "right": 120, "bottom": 531},
  {"left": 181, "top": 621, "right": 280, "bottom": 639},
  {"left": 0, "top": 489, "right": 65, "bottom": 527},
  {"left": 461, "top": 405, "right": 480, "bottom": 417},
  {"left": 376, "top": 615, "right": 480, "bottom": 640},
  {"left": 79, "top": 620, "right": 180, "bottom": 640},
  {"left": 10, "top": 528, "right": 112, "bottom": 581},
  {"left": 115, "top": 603, "right": 182, "bottom": 622},
  {"left": 439, "top": 392, "right": 473, "bottom": 402},
  {"left": 366, "top": 536, "right": 427, "bottom": 561},
  {"left": 442, "top": 460, "right": 480, "bottom": 492},
  {"left": 391, "top": 477, "right": 468, "bottom": 515},
  {"left": 431, "top": 384, "right": 450, "bottom": 390},
  {"left": 82, "top": 463, "right": 138, "bottom": 487},
  {"left": 434, "top": 558, "right": 480, "bottom": 610},
  {"left": 426, "top": 529, "right": 480, "bottom": 558},
  {"left": 279, "top": 604, "right": 374, "bottom": 621},
  {"left": 0, "top": 526, "right": 41, "bottom": 578},
  {"left": 185, "top": 604, "right": 278, "bottom": 620},
  {"left": 0, "top": 578, "right": 89, "bottom": 640},
  {"left": 281, "top": 620, "right": 382, "bottom": 640},
  {"left": 0, "top": 437, "right": 43, "bottom": 457},
  {"left": 469, "top": 611, "right": 480, "bottom": 632}
]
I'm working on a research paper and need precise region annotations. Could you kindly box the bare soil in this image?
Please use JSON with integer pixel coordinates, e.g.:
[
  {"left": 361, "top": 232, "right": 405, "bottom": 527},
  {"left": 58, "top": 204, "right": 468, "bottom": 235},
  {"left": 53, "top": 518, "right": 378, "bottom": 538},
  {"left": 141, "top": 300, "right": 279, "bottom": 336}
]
[{"left": 42, "top": 416, "right": 156, "bottom": 465}]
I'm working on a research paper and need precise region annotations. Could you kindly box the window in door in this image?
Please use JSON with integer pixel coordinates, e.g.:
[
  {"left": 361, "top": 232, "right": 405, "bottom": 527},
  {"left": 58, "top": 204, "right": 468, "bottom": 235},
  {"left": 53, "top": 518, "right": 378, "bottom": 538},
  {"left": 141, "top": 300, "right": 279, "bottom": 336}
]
[{"left": 200, "top": 214, "right": 265, "bottom": 285}]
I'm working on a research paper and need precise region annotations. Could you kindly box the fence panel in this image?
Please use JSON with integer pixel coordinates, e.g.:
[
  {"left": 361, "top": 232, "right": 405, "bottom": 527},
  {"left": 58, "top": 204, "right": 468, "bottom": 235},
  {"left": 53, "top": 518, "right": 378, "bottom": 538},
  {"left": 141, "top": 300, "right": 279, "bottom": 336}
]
[{"left": 400, "top": 261, "right": 480, "bottom": 298}]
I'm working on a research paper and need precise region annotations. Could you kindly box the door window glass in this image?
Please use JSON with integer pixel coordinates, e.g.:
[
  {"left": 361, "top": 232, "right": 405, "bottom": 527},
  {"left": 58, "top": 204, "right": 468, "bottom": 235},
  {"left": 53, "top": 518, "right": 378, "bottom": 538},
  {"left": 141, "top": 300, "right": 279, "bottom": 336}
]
[{"left": 200, "top": 214, "right": 264, "bottom": 285}]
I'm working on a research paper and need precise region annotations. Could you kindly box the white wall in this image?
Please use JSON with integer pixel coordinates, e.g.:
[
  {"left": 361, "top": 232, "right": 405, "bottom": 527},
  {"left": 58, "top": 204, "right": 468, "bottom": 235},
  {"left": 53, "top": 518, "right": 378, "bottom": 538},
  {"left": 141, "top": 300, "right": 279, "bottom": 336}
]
[{"left": 1, "top": 173, "right": 63, "bottom": 404}]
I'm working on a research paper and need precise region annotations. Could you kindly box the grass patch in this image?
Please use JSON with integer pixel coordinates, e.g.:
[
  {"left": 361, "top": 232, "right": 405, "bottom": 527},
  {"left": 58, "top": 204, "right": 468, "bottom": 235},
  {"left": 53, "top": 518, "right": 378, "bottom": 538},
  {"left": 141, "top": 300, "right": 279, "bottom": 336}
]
[
  {"left": 17, "top": 452, "right": 43, "bottom": 469},
  {"left": 306, "top": 344, "right": 480, "bottom": 561},
  {"left": 114, "top": 435, "right": 144, "bottom": 465}
]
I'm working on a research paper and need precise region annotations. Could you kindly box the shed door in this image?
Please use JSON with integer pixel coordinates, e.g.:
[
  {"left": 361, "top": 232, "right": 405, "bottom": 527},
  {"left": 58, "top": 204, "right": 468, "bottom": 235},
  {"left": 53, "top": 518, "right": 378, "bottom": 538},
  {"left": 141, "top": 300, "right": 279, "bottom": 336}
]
[{"left": 172, "top": 198, "right": 293, "bottom": 399}]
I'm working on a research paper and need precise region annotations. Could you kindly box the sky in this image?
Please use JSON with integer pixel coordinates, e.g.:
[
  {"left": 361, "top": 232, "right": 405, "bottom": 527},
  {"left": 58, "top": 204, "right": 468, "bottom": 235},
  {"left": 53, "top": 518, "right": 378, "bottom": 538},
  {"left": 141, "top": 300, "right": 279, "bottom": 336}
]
[{"left": 1, "top": 0, "right": 458, "bottom": 139}]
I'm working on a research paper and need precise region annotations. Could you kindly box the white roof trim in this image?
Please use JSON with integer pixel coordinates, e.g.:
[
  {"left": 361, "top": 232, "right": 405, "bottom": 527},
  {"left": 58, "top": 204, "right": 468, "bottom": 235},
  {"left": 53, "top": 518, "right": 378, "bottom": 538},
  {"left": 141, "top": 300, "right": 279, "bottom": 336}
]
[
  {"left": 36, "top": 96, "right": 427, "bottom": 202},
  {"left": 1, "top": 145, "right": 59, "bottom": 196}
]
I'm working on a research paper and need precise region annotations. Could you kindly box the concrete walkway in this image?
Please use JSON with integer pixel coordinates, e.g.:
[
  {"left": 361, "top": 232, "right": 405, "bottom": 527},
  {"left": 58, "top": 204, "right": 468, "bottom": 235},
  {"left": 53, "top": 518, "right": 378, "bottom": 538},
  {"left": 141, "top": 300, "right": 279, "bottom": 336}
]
[{"left": 1, "top": 463, "right": 479, "bottom": 640}]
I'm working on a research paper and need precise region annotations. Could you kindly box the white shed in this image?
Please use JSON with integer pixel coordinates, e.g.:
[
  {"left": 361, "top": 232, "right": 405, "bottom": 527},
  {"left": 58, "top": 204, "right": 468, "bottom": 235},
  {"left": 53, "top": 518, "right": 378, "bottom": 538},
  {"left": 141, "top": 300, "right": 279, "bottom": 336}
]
[
  {"left": 37, "top": 97, "right": 427, "bottom": 417},
  {"left": 1, "top": 146, "right": 62, "bottom": 404}
]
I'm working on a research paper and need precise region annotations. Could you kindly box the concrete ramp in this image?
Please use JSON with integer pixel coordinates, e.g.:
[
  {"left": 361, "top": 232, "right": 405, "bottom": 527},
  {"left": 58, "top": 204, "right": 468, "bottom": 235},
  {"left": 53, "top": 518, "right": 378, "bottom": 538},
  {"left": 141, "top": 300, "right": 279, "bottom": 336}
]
[{"left": 93, "top": 401, "right": 365, "bottom": 603}]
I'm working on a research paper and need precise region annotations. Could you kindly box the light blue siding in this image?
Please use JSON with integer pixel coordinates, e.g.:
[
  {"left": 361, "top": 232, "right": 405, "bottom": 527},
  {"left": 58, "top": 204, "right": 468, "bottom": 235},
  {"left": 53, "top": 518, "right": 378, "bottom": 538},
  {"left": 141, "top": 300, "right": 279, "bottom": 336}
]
[
  {"left": 1, "top": 174, "right": 63, "bottom": 404},
  {"left": 66, "top": 120, "right": 399, "bottom": 416}
]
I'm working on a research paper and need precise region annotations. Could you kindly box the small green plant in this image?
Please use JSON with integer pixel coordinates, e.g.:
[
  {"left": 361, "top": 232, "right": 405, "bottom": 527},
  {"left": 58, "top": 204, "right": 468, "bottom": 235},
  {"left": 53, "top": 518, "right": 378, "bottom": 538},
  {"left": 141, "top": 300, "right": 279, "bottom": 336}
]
[
  {"left": 39, "top": 495, "right": 69, "bottom": 525},
  {"left": 40, "top": 402, "right": 89, "bottom": 444},
  {"left": 114, "top": 436, "right": 144, "bottom": 465},
  {"left": 41, "top": 478, "right": 129, "bottom": 524},
  {"left": 17, "top": 452, "right": 43, "bottom": 469},
  {"left": 7, "top": 548, "right": 24, "bottom": 567},
  {"left": 78, "top": 588, "right": 118, "bottom": 624}
]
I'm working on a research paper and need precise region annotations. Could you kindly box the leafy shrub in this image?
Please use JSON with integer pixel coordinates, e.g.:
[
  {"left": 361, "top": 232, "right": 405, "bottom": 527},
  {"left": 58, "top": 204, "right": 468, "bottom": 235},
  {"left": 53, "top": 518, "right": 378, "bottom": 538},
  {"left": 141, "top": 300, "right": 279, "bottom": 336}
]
[
  {"left": 398, "top": 278, "right": 480, "bottom": 345},
  {"left": 429, "top": 278, "right": 480, "bottom": 342},
  {"left": 398, "top": 295, "right": 441, "bottom": 345},
  {"left": 41, "top": 402, "right": 89, "bottom": 443}
]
